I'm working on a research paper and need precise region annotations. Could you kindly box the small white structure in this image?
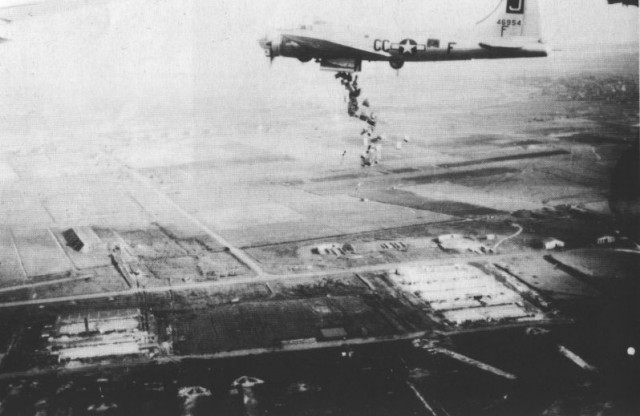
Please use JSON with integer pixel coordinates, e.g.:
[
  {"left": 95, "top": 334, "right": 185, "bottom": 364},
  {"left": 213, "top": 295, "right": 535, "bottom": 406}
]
[
  {"left": 596, "top": 235, "right": 616, "bottom": 245},
  {"left": 232, "top": 376, "right": 264, "bottom": 389},
  {"left": 58, "top": 342, "right": 140, "bottom": 362},
  {"left": 542, "top": 238, "right": 565, "bottom": 250},
  {"left": 178, "top": 386, "right": 212, "bottom": 400},
  {"left": 232, "top": 376, "right": 265, "bottom": 416},
  {"left": 311, "top": 243, "right": 353, "bottom": 256},
  {"left": 437, "top": 234, "right": 463, "bottom": 243},
  {"left": 178, "top": 386, "right": 212, "bottom": 416},
  {"left": 437, "top": 235, "right": 489, "bottom": 254}
]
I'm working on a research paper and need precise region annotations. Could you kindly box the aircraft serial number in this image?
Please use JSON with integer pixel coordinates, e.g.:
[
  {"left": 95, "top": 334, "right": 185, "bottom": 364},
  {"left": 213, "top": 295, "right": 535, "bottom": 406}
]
[{"left": 497, "top": 19, "right": 522, "bottom": 26}]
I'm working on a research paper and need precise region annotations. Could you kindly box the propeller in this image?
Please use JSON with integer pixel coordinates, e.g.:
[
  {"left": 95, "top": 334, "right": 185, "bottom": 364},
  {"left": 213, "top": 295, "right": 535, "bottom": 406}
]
[
  {"left": 258, "top": 32, "right": 281, "bottom": 67},
  {"left": 269, "top": 43, "right": 275, "bottom": 67},
  {"left": 258, "top": 34, "right": 274, "bottom": 66}
]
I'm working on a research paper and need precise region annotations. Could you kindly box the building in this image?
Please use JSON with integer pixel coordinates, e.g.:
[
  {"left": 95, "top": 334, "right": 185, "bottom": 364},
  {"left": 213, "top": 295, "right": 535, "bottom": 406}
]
[
  {"left": 310, "top": 243, "right": 354, "bottom": 256},
  {"left": 45, "top": 308, "right": 158, "bottom": 363},
  {"left": 62, "top": 226, "right": 103, "bottom": 253},
  {"left": 542, "top": 238, "right": 565, "bottom": 250},
  {"left": 55, "top": 309, "right": 142, "bottom": 336},
  {"left": 436, "top": 234, "right": 463, "bottom": 243},
  {"left": 391, "top": 264, "right": 543, "bottom": 326},
  {"left": 596, "top": 235, "right": 616, "bottom": 245}
]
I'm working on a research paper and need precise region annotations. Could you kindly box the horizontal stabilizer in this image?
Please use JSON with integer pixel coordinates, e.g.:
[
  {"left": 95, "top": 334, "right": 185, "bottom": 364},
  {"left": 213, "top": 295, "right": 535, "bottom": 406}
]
[
  {"left": 479, "top": 41, "right": 524, "bottom": 50},
  {"left": 479, "top": 38, "right": 547, "bottom": 57}
]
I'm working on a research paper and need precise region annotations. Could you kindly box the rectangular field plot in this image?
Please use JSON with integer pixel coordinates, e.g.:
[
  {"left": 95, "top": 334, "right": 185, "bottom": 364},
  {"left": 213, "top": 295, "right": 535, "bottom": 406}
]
[
  {"left": 12, "top": 229, "right": 73, "bottom": 278},
  {"left": 497, "top": 255, "right": 599, "bottom": 298},
  {"left": 172, "top": 296, "right": 402, "bottom": 354},
  {"left": 0, "top": 229, "right": 26, "bottom": 286}
]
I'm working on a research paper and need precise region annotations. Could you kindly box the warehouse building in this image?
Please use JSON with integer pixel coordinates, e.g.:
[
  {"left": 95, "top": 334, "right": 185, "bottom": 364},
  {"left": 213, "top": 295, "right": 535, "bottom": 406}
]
[
  {"left": 45, "top": 308, "right": 158, "bottom": 363},
  {"left": 392, "top": 264, "right": 544, "bottom": 326}
]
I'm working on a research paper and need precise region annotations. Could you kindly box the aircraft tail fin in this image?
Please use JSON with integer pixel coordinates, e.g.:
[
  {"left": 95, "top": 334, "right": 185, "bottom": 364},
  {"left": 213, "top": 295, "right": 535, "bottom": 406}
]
[{"left": 475, "top": 0, "right": 542, "bottom": 40}]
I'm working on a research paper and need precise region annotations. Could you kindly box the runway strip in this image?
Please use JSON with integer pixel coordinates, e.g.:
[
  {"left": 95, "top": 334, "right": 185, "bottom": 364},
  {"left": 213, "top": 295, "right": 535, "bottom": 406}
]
[{"left": 437, "top": 149, "right": 570, "bottom": 169}]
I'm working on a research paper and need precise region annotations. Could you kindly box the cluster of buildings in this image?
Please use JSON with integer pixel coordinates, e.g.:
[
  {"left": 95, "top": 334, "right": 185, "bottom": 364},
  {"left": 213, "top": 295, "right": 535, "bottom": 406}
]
[
  {"left": 43, "top": 308, "right": 158, "bottom": 363},
  {"left": 392, "top": 264, "right": 544, "bottom": 326},
  {"left": 436, "top": 234, "right": 494, "bottom": 254}
]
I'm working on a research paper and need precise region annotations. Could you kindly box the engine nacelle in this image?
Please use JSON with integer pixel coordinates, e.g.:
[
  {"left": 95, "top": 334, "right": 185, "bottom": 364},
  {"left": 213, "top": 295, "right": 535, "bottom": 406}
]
[
  {"left": 269, "top": 35, "right": 282, "bottom": 58},
  {"left": 389, "top": 60, "right": 404, "bottom": 70}
]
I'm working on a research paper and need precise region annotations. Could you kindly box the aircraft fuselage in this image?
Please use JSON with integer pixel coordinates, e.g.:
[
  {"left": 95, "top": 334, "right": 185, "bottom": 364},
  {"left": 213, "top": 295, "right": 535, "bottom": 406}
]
[{"left": 259, "top": 0, "right": 548, "bottom": 72}]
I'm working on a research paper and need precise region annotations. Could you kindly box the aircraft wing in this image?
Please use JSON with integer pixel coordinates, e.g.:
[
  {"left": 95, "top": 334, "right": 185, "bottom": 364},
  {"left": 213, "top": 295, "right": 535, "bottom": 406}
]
[
  {"left": 282, "top": 32, "right": 385, "bottom": 61},
  {"left": 0, "top": 0, "right": 111, "bottom": 24},
  {"left": 607, "top": 0, "right": 638, "bottom": 6}
]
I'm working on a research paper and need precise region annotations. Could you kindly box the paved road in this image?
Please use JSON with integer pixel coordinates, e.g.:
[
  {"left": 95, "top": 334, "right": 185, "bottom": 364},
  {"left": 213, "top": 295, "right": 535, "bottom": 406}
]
[
  {"left": 0, "top": 251, "right": 536, "bottom": 309},
  {"left": 492, "top": 223, "right": 523, "bottom": 252}
]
